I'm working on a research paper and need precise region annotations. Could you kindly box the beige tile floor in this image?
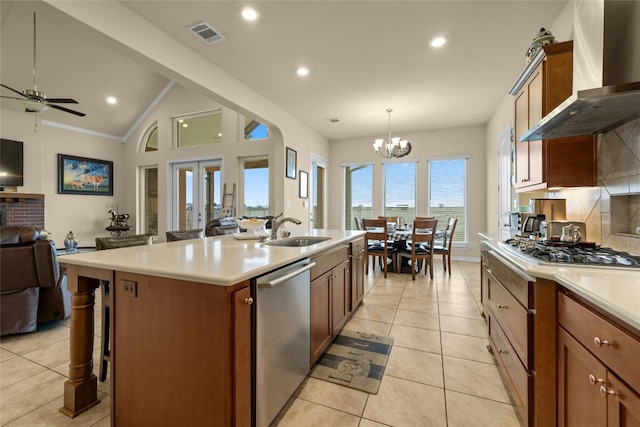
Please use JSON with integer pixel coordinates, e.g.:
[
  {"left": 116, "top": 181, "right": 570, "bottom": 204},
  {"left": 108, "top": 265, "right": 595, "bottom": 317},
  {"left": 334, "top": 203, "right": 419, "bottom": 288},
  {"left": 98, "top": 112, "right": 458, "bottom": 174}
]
[{"left": 0, "top": 260, "right": 524, "bottom": 426}]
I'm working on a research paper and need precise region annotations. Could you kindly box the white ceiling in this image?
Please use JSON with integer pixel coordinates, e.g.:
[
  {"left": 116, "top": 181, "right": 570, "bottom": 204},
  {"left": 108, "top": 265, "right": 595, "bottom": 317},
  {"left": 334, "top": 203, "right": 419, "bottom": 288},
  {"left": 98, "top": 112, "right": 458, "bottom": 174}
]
[{"left": 1, "top": 1, "right": 568, "bottom": 141}]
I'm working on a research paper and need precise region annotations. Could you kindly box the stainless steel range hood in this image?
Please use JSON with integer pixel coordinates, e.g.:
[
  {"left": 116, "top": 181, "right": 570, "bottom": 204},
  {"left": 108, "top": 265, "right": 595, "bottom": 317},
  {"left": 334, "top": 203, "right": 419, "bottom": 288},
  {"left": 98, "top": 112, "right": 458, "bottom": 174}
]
[{"left": 520, "top": 0, "right": 640, "bottom": 142}]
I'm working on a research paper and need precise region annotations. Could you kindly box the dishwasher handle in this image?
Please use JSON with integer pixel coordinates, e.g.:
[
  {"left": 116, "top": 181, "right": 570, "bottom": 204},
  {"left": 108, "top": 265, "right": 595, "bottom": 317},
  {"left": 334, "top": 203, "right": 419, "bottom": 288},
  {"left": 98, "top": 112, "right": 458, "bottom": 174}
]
[{"left": 257, "top": 261, "right": 316, "bottom": 289}]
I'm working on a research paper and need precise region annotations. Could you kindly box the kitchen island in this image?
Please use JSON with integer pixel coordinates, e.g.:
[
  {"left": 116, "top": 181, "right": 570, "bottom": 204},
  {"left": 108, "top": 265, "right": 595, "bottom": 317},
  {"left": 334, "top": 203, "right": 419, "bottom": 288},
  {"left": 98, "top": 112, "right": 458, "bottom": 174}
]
[
  {"left": 58, "top": 229, "right": 364, "bottom": 426},
  {"left": 479, "top": 233, "right": 640, "bottom": 427}
]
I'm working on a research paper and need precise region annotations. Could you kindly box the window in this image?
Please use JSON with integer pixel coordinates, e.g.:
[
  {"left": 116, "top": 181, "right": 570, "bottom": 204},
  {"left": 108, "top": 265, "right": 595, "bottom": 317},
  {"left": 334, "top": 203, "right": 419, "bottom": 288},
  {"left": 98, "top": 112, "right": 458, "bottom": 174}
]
[
  {"left": 139, "top": 166, "right": 158, "bottom": 235},
  {"left": 144, "top": 126, "right": 158, "bottom": 152},
  {"left": 383, "top": 161, "right": 417, "bottom": 225},
  {"left": 343, "top": 163, "right": 373, "bottom": 230},
  {"left": 242, "top": 157, "right": 269, "bottom": 216},
  {"left": 175, "top": 110, "right": 222, "bottom": 148},
  {"left": 243, "top": 116, "right": 269, "bottom": 140},
  {"left": 428, "top": 157, "right": 468, "bottom": 244}
]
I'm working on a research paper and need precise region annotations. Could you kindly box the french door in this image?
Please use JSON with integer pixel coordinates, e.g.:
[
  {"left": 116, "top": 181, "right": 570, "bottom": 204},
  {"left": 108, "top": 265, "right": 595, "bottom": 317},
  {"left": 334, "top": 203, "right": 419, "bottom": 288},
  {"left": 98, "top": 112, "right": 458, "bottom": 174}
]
[{"left": 171, "top": 160, "right": 222, "bottom": 231}]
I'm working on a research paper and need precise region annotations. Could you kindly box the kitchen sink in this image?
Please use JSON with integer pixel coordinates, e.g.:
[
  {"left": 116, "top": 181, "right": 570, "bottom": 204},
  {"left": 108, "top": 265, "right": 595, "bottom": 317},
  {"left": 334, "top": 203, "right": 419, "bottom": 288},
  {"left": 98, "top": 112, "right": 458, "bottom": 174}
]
[{"left": 263, "top": 236, "right": 331, "bottom": 247}]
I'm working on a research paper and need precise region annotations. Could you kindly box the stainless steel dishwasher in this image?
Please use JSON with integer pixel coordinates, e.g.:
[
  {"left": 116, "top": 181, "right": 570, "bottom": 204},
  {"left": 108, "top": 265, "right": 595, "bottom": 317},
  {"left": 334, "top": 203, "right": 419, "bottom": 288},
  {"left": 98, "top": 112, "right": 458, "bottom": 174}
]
[{"left": 252, "top": 258, "right": 315, "bottom": 427}]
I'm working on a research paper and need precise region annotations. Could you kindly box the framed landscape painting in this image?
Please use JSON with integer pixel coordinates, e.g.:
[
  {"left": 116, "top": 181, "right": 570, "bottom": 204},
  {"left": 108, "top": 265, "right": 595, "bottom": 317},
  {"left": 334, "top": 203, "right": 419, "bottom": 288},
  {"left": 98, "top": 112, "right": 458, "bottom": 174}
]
[{"left": 58, "top": 154, "right": 113, "bottom": 195}]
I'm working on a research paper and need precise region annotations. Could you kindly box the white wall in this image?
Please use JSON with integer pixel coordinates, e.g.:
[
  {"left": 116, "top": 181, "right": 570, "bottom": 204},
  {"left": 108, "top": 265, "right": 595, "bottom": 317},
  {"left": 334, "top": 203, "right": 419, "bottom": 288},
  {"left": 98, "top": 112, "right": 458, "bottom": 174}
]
[
  {"left": 330, "top": 125, "right": 486, "bottom": 259},
  {"left": 0, "top": 108, "right": 125, "bottom": 246}
]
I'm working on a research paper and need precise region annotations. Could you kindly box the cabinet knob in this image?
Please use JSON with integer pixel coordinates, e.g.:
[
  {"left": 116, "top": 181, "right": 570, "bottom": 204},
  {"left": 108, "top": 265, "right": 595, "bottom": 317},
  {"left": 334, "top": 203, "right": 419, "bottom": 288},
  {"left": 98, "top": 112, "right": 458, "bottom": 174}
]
[
  {"left": 599, "top": 385, "right": 617, "bottom": 398},
  {"left": 498, "top": 348, "right": 506, "bottom": 354},
  {"left": 593, "top": 336, "right": 612, "bottom": 348},
  {"left": 497, "top": 304, "right": 507, "bottom": 309},
  {"left": 244, "top": 297, "right": 254, "bottom": 305},
  {"left": 588, "top": 374, "right": 604, "bottom": 386}
]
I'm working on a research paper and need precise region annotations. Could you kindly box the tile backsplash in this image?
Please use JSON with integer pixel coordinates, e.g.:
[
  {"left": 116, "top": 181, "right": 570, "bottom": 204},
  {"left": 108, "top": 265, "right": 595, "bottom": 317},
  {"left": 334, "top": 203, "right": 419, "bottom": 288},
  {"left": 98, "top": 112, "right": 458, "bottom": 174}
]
[{"left": 558, "top": 118, "right": 640, "bottom": 255}]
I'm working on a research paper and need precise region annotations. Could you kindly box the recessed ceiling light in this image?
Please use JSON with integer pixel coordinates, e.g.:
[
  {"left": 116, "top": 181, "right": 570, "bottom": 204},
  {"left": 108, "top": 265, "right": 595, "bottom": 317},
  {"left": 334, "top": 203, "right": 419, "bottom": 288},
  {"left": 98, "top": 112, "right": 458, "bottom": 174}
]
[
  {"left": 241, "top": 7, "right": 259, "bottom": 21},
  {"left": 182, "top": 123, "right": 188, "bottom": 128},
  {"left": 430, "top": 36, "right": 446, "bottom": 48},
  {"left": 107, "top": 96, "right": 117, "bottom": 104},
  {"left": 296, "top": 67, "right": 310, "bottom": 77}
]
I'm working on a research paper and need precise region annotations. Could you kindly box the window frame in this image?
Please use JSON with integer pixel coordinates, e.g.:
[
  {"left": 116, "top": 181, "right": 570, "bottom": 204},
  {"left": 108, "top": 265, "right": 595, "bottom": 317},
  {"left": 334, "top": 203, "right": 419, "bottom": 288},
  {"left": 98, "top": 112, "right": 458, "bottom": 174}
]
[
  {"left": 381, "top": 159, "right": 418, "bottom": 224},
  {"left": 341, "top": 161, "right": 374, "bottom": 230},
  {"left": 427, "top": 155, "right": 469, "bottom": 246}
]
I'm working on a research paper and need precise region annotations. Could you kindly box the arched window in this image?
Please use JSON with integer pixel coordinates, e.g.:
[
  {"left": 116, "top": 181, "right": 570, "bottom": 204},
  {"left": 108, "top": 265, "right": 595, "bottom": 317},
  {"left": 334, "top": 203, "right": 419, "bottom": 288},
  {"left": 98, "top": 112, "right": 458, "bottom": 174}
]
[{"left": 143, "top": 124, "right": 158, "bottom": 152}]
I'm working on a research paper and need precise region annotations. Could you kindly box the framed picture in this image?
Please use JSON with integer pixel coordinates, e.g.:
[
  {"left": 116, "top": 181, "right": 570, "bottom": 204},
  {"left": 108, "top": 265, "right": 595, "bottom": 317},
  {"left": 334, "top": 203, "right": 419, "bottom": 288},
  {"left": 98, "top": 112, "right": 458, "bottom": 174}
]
[
  {"left": 286, "top": 147, "right": 297, "bottom": 179},
  {"left": 58, "top": 154, "right": 113, "bottom": 196},
  {"left": 299, "top": 170, "right": 308, "bottom": 198}
]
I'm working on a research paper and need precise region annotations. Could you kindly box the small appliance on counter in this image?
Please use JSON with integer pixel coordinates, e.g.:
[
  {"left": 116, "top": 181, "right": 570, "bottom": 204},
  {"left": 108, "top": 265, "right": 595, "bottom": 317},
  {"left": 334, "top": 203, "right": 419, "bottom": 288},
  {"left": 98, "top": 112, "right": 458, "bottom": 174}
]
[
  {"left": 529, "top": 198, "right": 566, "bottom": 221},
  {"left": 540, "top": 220, "right": 586, "bottom": 242}
]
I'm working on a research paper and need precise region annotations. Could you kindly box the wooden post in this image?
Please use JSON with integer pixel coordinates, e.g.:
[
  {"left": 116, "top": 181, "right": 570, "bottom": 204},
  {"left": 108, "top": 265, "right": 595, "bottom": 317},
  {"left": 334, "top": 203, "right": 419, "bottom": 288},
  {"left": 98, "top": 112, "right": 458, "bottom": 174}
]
[{"left": 59, "top": 264, "right": 109, "bottom": 418}]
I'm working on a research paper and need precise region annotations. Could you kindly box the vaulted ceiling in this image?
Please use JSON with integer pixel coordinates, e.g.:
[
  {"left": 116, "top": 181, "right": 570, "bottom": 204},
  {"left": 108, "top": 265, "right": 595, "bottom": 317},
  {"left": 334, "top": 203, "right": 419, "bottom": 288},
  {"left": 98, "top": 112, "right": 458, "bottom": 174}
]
[{"left": 1, "top": 1, "right": 568, "bottom": 141}]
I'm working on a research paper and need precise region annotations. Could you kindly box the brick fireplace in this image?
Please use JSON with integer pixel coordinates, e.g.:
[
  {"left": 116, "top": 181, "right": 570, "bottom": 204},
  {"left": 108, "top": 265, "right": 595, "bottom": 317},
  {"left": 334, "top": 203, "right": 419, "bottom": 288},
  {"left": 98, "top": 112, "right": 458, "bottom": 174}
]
[{"left": 0, "top": 193, "right": 45, "bottom": 228}]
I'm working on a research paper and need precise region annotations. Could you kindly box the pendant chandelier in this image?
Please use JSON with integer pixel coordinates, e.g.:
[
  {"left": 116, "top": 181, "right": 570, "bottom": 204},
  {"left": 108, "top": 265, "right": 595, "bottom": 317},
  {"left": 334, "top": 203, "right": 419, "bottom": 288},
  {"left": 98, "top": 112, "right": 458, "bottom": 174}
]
[{"left": 372, "top": 109, "right": 412, "bottom": 159}]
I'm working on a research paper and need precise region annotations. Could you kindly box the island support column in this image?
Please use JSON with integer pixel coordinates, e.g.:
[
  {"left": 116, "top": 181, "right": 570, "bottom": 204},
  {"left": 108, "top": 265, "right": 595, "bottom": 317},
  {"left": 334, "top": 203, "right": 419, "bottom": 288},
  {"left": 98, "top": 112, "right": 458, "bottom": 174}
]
[{"left": 60, "top": 264, "right": 112, "bottom": 418}]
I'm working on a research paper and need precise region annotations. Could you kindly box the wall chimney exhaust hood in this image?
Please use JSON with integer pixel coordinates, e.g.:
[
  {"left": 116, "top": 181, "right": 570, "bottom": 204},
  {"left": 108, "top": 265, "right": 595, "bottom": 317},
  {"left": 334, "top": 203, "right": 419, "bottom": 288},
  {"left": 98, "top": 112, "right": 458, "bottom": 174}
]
[{"left": 520, "top": 0, "right": 640, "bottom": 142}]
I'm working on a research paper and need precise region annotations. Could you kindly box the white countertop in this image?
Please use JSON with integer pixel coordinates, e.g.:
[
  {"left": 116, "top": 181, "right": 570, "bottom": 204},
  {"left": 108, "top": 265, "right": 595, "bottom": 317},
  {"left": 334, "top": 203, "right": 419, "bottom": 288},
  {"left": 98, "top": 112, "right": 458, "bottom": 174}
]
[
  {"left": 59, "top": 229, "right": 365, "bottom": 286},
  {"left": 479, "top": 233, "right": 640, "bottom": 333}
]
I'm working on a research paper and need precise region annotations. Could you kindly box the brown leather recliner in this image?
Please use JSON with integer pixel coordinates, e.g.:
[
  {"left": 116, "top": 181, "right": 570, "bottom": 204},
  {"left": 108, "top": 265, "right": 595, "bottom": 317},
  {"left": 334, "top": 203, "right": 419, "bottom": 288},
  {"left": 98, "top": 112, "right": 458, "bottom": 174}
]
[{"left": 0, "top": 225, "right": 71, "bottom": 336}]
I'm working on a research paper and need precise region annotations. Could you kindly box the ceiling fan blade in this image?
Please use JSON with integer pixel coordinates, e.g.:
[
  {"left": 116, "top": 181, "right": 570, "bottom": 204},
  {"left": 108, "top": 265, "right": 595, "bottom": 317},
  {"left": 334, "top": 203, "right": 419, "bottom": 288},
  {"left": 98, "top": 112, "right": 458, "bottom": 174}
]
[
  {"left": 0, "top": 95, "right": 26, "bottom": 101},
  {"left": 1, "top": 84, "right": 27, "bottom": 98},
  {"left": 48, "top": 103, "right": 86, "bottom": 117},
  {"left": 46, "top": 98, "right": 79, "bottom": 104}
]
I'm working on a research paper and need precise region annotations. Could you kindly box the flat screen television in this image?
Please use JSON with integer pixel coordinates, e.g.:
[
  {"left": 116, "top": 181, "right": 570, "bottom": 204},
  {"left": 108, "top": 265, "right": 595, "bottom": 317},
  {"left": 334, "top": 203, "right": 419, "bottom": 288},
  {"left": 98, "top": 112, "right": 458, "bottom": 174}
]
[{"left": 0, "top": 138, "right": 24, "bottom": 187}]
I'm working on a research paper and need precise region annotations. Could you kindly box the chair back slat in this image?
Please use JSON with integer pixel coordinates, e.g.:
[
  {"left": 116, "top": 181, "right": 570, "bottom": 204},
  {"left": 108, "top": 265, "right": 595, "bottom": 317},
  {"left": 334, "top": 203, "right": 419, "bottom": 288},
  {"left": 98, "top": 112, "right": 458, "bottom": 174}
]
[
  {"left": 362, "top": 218, "right": 387, "bottom": 240},
  {"left": 412, "top": 219, "right": 438, "bottom": 246}
]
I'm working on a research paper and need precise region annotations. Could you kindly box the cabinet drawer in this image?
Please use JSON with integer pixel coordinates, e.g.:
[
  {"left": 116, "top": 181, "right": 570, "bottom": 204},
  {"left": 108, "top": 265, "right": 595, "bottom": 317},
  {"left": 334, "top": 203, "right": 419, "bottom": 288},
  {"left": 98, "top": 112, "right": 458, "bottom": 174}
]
[
  {"left": 487, "top": 271, "right": 530, "bottom": 368},
  {"left": 350, "top": 237, "right": 365, "bottom": 254},
  {"left": 488, "top": 309, "right": 530, "bottom": 421},
  {"left": 558, "top": 292, "right": 640, "bottom": 392},
  {"left": 487, "top": 251, "right": 533, "bottom": 308},
  {"left": 311, "top": 245, "right": 348, "bottom": 281}
]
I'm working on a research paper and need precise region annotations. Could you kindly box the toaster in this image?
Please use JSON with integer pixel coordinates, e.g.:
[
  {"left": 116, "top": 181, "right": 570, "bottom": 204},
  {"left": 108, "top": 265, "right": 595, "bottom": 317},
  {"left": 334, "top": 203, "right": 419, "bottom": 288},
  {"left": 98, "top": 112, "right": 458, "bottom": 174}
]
[{"left": 540, "top": 220, "right": 587, "bottom": 241}]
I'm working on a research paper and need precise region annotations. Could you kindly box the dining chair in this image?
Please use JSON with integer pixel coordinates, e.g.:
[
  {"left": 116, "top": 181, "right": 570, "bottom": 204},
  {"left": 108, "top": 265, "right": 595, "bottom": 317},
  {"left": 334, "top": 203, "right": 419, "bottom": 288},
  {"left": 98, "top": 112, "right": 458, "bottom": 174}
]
[
  {"left": 433, "top": 217, "right": 457, "bottom": 275},
  {"left": 378, "top": 215, "right": 398, "bottom": 224},
  {"left": 165, "top": 228, "right": 204, "bottom": 242},
  {"left": 94, "top": 234, "right": 153, "bottom": 382},
  {"left": 362, "top": 218, "right": 397, "bottom": 278},
  {"left": 396, "top": 218, "right": 438, "bottom": 280}
]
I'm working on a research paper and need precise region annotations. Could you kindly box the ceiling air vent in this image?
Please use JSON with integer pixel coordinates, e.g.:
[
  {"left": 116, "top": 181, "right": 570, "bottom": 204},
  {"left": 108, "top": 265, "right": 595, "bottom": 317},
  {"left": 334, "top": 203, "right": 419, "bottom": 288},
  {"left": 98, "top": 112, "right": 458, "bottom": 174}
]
[{"left": 188, "top": 21, "right": 225, "bottom": 44}]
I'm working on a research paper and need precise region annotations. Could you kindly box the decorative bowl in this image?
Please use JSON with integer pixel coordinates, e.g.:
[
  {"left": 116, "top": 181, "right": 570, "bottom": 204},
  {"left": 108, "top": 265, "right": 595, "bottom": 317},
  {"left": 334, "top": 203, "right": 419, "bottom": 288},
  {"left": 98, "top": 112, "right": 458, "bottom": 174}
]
[{"left": 236, "top": 218, "right": 268, "bottom": 234}]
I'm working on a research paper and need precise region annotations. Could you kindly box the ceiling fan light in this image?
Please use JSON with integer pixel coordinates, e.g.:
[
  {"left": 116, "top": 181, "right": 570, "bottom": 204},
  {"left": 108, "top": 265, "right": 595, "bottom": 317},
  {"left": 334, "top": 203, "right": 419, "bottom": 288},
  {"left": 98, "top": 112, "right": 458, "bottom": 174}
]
[{"left": 20, "top": 99, "right": 49, "bottom": 113}]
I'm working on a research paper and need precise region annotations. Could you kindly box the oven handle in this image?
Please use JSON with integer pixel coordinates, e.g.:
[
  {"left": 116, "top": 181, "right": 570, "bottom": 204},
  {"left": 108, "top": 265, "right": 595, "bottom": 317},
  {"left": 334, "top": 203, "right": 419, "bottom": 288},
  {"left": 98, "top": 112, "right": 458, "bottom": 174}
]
[{"left": 257, "top": 262, "right": 316, "bottom": 289}]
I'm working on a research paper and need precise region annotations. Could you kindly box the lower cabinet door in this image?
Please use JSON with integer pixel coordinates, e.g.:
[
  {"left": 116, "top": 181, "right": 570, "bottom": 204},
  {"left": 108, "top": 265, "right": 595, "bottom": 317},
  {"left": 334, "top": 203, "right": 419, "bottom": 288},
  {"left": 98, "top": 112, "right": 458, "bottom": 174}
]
[
  {"left": 351, "top": 250, "right": 365, "bottom": 311},
  {"left": 331, "top": 261, "right": 349, "bottom": 336},
  {"left": 607, "top": 374, "right": 640, "bottom": 427},
  {"left": 310, "top": 270, "right": 332, "bottom": 366},
  {"left": 558, "top": 327, "right": 607, "bottom": 427}
]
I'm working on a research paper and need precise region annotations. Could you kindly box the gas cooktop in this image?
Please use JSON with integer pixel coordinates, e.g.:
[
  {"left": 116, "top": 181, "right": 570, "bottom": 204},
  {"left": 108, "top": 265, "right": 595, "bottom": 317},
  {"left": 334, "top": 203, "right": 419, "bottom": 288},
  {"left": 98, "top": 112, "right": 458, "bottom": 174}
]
[{"left": 502, "top": 238, "right": 640, "bottom": 269}]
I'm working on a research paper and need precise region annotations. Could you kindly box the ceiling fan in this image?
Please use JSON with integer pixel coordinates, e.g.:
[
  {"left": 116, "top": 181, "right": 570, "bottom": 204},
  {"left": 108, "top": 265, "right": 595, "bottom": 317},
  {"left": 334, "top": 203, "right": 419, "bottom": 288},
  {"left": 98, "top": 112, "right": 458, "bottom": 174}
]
[{"left": 0, "top": 12, "right": 85, "bottom": 117}]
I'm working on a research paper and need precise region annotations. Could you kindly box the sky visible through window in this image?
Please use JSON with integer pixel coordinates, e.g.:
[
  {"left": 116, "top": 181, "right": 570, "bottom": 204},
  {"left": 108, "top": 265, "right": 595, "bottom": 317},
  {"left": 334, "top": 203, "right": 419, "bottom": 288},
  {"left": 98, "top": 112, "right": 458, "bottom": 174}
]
[{"left": 245, "top": 168, "right": 269, "bottom": 206}]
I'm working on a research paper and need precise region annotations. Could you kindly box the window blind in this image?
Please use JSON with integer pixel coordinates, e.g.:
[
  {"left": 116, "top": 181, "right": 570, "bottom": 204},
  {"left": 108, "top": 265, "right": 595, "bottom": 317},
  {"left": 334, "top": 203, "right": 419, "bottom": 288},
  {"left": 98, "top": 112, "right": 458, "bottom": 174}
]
[{"left": 428, "top": 158, "right": 468, "bottom": 243}]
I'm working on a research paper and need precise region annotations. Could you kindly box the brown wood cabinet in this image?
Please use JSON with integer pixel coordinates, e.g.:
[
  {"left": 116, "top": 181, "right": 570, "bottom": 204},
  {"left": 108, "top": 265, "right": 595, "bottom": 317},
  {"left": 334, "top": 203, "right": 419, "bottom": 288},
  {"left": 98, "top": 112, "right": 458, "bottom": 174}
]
[
  {"left": 512, "top": 41, "right": 596, "bottom": 193},
  {"left": 331, "top": 260, "right": 349, "bottom": 336},
  {"left": 484, "top": 250, "right": 557, "bottom": 426},
  {"left": 310, "top": 244, "right": 349, "bottom": 365},
  {"left": 310, "top": 239, "right": 365, "bottom": 366},
  {"left": 112, "top": 272, "right": 251, "bottom": 427},
  {"left": 350, "top": 237, "right": 365, "bottom": 311},
  {"left": 558, "top": 292, "right": 640, "bottom": 427}
]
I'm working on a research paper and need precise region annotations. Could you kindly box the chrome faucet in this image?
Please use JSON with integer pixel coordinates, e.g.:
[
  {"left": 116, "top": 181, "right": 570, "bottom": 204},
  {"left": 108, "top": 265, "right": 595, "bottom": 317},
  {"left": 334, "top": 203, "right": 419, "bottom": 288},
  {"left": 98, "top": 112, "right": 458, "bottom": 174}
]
[{"left": 271, "top": 215, "right": 302, "bottom": 239}]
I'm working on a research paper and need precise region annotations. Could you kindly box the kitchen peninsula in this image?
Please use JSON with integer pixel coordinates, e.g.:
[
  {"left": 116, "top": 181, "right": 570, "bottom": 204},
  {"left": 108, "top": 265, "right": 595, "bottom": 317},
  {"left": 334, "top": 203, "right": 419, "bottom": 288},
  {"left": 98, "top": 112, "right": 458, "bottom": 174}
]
[
  {"left": 479, "top": 234, "right": 640, "bottom": 426},
  {"left": 58, "top": 229, "right": 365, "bottom": 426}
]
